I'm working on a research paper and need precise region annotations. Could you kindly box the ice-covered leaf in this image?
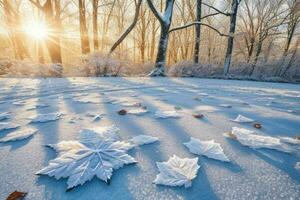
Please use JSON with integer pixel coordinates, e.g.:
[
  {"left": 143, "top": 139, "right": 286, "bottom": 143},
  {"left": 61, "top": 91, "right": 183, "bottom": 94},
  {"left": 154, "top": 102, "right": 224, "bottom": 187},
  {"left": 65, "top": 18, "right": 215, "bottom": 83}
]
[
  {"left": 295, "top": 162, "right": 300, "bottom": 171},
  {"left": 184, "top": 137, "right": 230, "bottom": 162},
  {"left": 224, "top": 127, "right": 292, "bottom": 153},
  {"left": 121, "top": 101, "right": 142, "bottom": 107},
  {"left": 231, "top": 114, "right": 254, "bottom": 123},
  {"left": 36, "top": 125, "right": 137, "bottom": 190},
  {"left": 279, "top": 137, "right": 300, "bottom": 145},
  {"left": 30, "top": 113, "right": 62, "bottom": 123},
  {"left": 127, "top": 109, "right": 149, "bottom": 116},
  {"left": 0, "top": 122, "right": 20, "bottom": 132},
  {"left": 0, "top": 112, "right": 10, "bottom": 120},
  {"left": 0, "top": 128, "right": 37, "bottom": 142},
  {"left": 155, "top": 111, "right": 180, "bottom": 119},
  {"left": 153, "top": 155, "right": 199, "bottom": 188},
  {"left": 130, "top": 135, "right": 159, "bottom": 146}
]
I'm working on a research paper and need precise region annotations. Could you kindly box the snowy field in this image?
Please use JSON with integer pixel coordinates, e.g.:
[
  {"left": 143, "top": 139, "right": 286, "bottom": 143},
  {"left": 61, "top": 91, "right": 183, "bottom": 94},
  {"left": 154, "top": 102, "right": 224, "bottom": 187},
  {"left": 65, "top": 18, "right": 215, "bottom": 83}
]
[{"left": 0, "top": 77, "right": 300, "bottom": 200}]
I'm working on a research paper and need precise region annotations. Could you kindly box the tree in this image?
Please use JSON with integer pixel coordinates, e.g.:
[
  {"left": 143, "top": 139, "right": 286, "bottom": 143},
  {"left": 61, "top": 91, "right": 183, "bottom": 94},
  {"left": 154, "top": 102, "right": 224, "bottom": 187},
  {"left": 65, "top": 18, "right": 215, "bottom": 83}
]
[
  {"left": 79, "top": 0, "right": 90, "bottom": 54},
  {"left": 223, "top": 0, "right": 242, "bottom": 76},
  {"left": 146, "top": 0, "right": 175, "bottom": 76},
  {"left": 29, "top": 0, "right": 63, "bottom": 63},
  {"left": 194, "top": 0, "right": 202, "bottom": 64},
  {"left": 92, "top": 0, "right": 99, "bottom": 50}
]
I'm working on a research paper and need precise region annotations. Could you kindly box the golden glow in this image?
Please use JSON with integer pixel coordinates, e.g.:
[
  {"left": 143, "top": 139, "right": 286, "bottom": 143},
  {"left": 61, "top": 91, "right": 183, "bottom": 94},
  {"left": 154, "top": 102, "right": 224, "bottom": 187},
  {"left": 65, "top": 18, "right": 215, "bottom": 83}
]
[{"left": 23, "top": 21, "right": 48, "bottom": 40}]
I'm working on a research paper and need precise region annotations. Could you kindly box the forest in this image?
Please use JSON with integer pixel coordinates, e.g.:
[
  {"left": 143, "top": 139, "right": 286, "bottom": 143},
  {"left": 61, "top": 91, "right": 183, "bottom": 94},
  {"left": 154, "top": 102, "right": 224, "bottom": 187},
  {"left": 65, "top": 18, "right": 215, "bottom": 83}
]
[{"left": 0, "top": 0, "right": 299, "bottom": 80}]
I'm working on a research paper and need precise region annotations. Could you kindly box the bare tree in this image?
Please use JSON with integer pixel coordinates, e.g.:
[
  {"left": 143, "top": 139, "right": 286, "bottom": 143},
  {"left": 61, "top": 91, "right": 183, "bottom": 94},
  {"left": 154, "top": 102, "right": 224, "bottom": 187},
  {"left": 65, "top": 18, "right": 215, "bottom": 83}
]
[
  {"left": 79, "top": 0, "right": 90, "bottom": 54},
  {"left": 92, "top": 0, "right": 99, "bottom": 50},
  {"left": 223, "top": 0, "right": 242, "bottom": 76},
  {"left": 147, "top": 0, "right": 175, "bottom": 76}
]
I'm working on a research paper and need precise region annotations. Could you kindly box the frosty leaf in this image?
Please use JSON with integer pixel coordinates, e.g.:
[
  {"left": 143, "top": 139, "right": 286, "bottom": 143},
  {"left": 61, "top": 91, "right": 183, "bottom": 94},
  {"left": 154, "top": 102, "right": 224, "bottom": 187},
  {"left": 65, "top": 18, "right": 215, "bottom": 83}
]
[
  {"left": 0, "top": 128, "right": 37, "bottom": 142},
  {"left": 184, "top": 137, "right": 230, "bottom": 162},
  {"left": 31, "top": 113, "right": 62, "bottom": 123},
  {"left": 127, "top": 109, "right": 149, "bottom": 116},
  {"left": 153, "top": 155, "right": 199, "bottom": 188},
  {"left": 279, "top": 137, "right": 300, "bottom": 145},
  {"left": 121, "top": 101, "right": 142, "bottom": 107},
  {"left": 79, "top": 125, "right": 121, "bottom": 143},
  {"left": 295, "top": 162, "right": 300, "bottom": 171},
  {"left": 225, "top": 127, "right": 292, "bottom": 153},
  {"left": 0, "top": 112, "right": 10, "bottom": 120},
  {"left": 155, "top": 111, "right": 181, "bottom": 119},
  {"left": 0, "top": 122, "right": 20, "bottom": 132},
  {"left": 130, "top": 135, "right": 159, "bottom": 146},
  {"left": 36, "top": 126, "right": 137, "bottom": 190},
  {"left": 6, "top": 191, "right": 27, "bottom": 200},
  {"left": 230, "top": 114, "right": 254, "bottom": 123},
  {"left": 220, "top": 104, "right": 232, "bottom": 108}
]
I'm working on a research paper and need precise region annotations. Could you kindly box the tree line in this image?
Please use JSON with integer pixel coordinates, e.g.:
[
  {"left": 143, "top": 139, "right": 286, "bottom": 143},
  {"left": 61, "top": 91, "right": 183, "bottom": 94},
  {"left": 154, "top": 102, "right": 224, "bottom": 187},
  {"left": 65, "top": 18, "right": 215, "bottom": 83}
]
[{"left": 0, "top": 0, "right": 299, "bottom": 77}]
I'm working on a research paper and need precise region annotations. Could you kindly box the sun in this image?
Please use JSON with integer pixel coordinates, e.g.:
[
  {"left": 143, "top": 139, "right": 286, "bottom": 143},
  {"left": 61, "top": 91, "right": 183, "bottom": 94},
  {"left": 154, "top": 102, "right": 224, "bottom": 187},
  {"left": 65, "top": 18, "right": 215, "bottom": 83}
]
[{"left": 23, "top": 21, "right": 48, "bottom": 40}]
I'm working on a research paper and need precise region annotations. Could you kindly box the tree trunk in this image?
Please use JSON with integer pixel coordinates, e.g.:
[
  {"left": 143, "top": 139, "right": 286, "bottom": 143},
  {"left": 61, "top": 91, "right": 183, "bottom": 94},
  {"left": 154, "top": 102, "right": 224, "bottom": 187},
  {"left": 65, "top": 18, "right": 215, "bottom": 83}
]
[
  {"left": 223, "top": 0, "right": 239, "bottom": 76},
  {"left": 194, "top": 0, "right": 202, "bottom": 64},
  {"left": 92, "top": 0, "right": 99, "bottom": 50},
  {"left": 79, "top": 0, "right": 90, "bottom": 54},
  {"left": 153, "top": 26, "right": 169, "bottom": 75},
  {"left": 44, "top": 0, "right": 62, "bottom": 63},
  {"left": 249, "top": 36, "right": 263, "bottom": 76},
  {"left": 280, "top": 37, "right": 299, "bottom": 76}
]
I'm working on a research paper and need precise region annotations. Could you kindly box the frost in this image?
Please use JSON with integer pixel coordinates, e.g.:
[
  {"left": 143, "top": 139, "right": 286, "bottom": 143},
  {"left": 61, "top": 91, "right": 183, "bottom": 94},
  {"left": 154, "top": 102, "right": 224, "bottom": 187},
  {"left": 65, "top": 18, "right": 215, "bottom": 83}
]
[
  {"left": 0, "top": 112, "right": 10, "bottom": 120},
  {"left": 130, "top": 135, "right": 159, "bottom": 146},
  {"left": 0, "top": 128, "right": 37, "bottom": 142},
  {"left": 225, "top": 127, "right": 292, "bottom": 153},
  {"left": 231, "top": 114, "right": 254, "bottom": 123},
  {"left": 127, "top": 109, "right": 149, "bottom": 116},
  {"left": 0, "top": 122, "right": 20, "bottom": 131},
  {"left": 279, "top": 137, "right": 300, "bottom": 145},
  {"left": 36, "top": 125, "right": 137, "bottom": 190},
  {"left": 153, "top": 155, "right": 200, "bottom": 188},
  {"left": 31, "top": 113, "right": 62, "bottom": 123},
  {"left": 295, "top": 162, "right": 300, "bottom": 171},
  {"left": 155, "top": 110, "right": 181, "bottom": 119},
  {"left": 184, "top": 137, "right": 230, "bottom": 162}
]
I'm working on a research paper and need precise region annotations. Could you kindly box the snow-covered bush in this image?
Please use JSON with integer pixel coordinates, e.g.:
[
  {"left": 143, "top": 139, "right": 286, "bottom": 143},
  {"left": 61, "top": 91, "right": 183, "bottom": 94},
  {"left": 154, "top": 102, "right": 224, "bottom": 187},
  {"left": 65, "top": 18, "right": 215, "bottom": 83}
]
[{"left": 0, "top": 59, "right": 62, "bottom": 77}]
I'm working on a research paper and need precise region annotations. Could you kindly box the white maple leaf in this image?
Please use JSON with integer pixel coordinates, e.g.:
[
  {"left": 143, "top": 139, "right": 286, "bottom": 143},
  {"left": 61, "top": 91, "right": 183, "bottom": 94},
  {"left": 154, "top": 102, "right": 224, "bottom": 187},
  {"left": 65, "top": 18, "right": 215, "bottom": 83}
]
[
  {"left": 184, "top": 137, "right": 230, "bottom": 162},
  {"left": 130, "top": 135, "right": 159, "bottom": 146},
  {"left": 230, "top": 114, "right": 254, "bottom": 123},
  {"left": 153, "top": 155, "right": 200, "bottom": 188},
  {"left": 0, "top": 128, "right": 37, "bottom": 142},
  {"left": 30, "top": 113, "right": 62, "bottom": 123},
  {"left": 0, "top": 122, "right": 20, "bottom": 131},
  {"left": 0, "top": 112, "right": 10, "bottom": 120},
  {"left": 155, "top": 111, "right": 181, "bottom": 119},
  {"left": 224, "top": 127, "right": 292, "bottom": 153},
  {"left": 127, "top": 109, "right": 149, "bottom": 116},
  {"left": 36, "top": 125, "right": 137, "bottom": 190}
]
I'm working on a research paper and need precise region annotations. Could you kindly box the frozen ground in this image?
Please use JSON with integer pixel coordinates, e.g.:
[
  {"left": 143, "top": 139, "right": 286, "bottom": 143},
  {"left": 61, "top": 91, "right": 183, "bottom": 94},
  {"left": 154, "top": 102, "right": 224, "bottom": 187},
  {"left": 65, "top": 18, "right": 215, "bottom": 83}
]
[{"left": 0, "top": 77, "right": 299, "bottom": 200}]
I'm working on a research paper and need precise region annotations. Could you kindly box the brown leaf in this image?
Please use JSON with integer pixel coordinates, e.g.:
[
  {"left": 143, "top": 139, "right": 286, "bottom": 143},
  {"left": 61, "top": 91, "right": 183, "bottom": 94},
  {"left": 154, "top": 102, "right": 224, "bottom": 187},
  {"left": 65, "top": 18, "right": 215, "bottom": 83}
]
[
  {"left": 193, "top": 97, "right": 201, "bottom": 101},
  {"left": 118, "top": 109, "right": 127, "bottom": 115},
  {"left": 193, "top": 114, "right": 204, "bottom": 119},
  {"left": 226, "top": 132, "right": 237, "bottom": 140},
  {"left": 253, "top": 123, "right": 262, "bottom": 129},
  {"left": 296, "top": 135, "right": 300, "bottom": 140},
  {"left": 6, "top": 191, "right": 27, "bottom": 200}
]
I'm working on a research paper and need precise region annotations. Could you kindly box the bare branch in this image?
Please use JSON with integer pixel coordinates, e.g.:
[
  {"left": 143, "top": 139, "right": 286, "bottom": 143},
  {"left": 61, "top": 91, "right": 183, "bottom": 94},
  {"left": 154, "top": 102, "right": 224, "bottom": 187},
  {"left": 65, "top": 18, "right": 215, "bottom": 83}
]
[
  {"left": 146, "top": 0, "right": 164, "bottom": 24},
  {"left": 169, "top": 21, "right": 231, "bottom": 37},
  {"left": 28, "top": 0, "right": 43, "bottom": 10},
  {"left": 202, "top": 2, "right": 231, "bottom": 16},
  {"left": 109, "top": 0, "right": 143, "bottom": 54}
]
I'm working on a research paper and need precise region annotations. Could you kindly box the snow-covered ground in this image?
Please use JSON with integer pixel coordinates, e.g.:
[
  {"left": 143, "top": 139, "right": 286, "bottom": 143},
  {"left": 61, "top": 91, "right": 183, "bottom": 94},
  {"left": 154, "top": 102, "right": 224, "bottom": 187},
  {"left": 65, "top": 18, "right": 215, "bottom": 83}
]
[{"left": 0, "top": 77, "right": 299, "bottom": 200}]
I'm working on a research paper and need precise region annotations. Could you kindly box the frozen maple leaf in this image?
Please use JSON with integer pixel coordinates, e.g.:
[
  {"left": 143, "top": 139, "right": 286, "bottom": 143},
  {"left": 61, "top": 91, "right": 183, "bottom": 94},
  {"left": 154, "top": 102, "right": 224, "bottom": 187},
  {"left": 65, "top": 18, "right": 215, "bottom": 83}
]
[
  {"left": 30, "top": 113, "right": 62, "bottom": 123},
  {"left": 36, "top": 125, "right": 137, "bottom": 190},
  {"left": 154, "top": 111, "right": 180, "bottom": 119},
  {"left": 224, "top": 127, "right": 292, "bottom": 153},
  {"left": 130, "top": 135, "right": 159, "bottom": 146},
  {"left": 230, "top": 114, "right": 254, "bottom": 123},
  {"left": 153, "top": 155, "right": 200, "bottom": 188},
  {"left": 0, "top": 128, "right": 37, "bottom": 142},
  {"left": 184, "top": 137, "right": 230, "bottom": 162}
]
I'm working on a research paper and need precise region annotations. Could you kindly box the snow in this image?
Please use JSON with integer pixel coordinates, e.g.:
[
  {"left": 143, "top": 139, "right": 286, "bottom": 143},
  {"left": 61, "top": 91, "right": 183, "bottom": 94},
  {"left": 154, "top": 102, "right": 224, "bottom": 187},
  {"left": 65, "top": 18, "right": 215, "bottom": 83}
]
[{"left": 0, "top": 77, "right": 300, "bottom": 199}]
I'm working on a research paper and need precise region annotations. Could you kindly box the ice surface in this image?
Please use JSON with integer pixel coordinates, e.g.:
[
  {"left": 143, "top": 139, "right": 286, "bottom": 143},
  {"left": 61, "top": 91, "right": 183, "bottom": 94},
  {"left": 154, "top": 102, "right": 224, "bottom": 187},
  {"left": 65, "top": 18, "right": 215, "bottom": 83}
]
[{"left": 0, "top": 78, "right": 300, "bottom": 200}]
